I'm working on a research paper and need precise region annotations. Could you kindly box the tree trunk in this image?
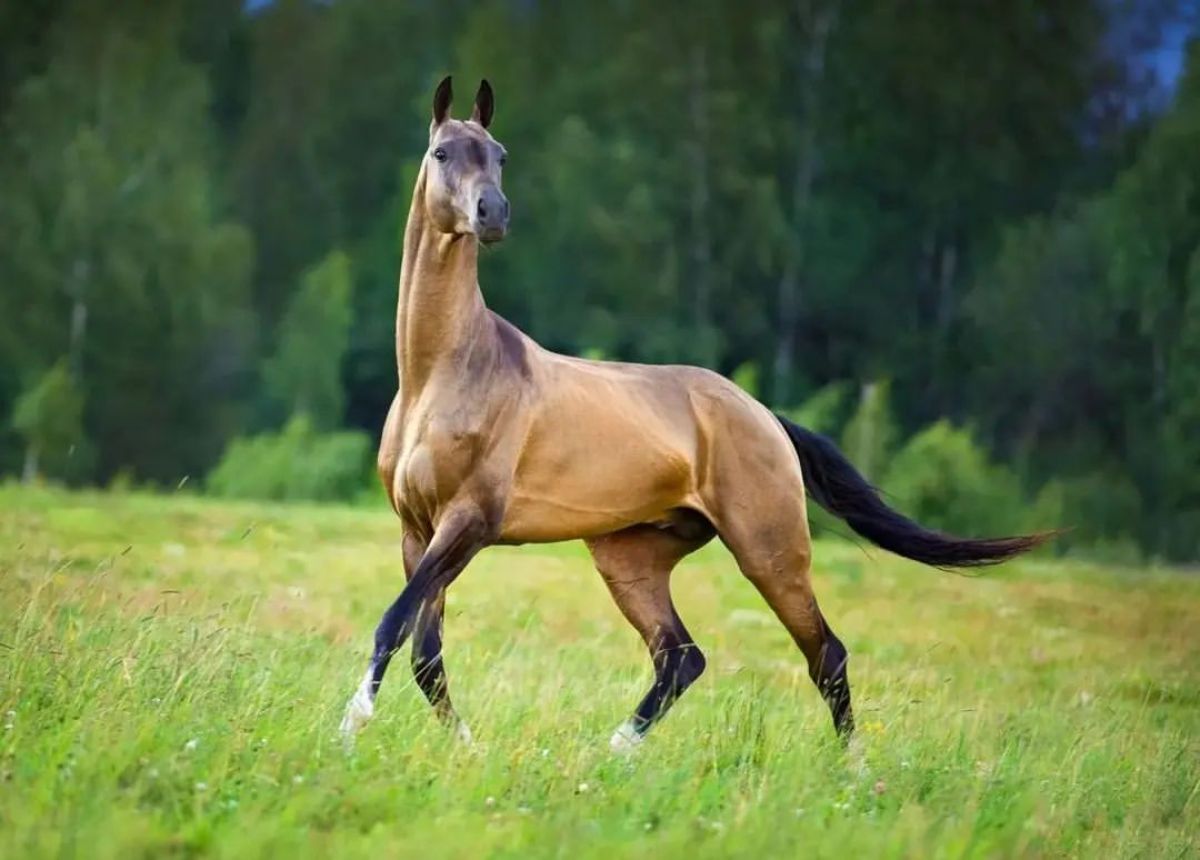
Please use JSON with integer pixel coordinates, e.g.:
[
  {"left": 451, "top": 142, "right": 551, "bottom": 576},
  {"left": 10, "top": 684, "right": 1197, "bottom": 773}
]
[
  {"left": 936, "top": 239, "right": 958, "bottom": 332},
  {"left": 22, "top": 443, "right": 39, "bottom": 485},
  {"left": 933, "top": 235, "right": 958, "bottom": 413},
  {"left": 68, "top": 257, "right": 90, "bottom": 384},
  {"left": 773, "top": 0, "right": 839, "bottom": 406},
  {"left": 687, "top": 41, "right": 713, "bottom": 365}
]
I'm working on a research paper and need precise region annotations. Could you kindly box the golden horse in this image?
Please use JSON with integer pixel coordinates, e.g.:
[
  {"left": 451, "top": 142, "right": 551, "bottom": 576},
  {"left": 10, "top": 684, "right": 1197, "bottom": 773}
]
[{"left": 341, "top": 78, "right": 1046, "bottom": 750}]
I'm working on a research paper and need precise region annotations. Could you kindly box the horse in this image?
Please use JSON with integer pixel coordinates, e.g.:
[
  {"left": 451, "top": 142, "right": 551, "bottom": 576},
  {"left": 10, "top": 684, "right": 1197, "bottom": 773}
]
[{"left": 340, "top": 76, "right": 1048, "bottom": 751}]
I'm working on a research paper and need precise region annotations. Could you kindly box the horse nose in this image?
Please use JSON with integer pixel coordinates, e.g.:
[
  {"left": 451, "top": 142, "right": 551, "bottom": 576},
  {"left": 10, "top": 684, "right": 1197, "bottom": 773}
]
[{"left": 477, "top": 188, "right": 509, "bottom": 231}]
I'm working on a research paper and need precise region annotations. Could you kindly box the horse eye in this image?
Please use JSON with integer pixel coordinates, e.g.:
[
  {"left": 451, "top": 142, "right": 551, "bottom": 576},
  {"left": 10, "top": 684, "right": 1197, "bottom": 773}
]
[{"left": 433, "top": 147, "right": 447, "bottom": 163}]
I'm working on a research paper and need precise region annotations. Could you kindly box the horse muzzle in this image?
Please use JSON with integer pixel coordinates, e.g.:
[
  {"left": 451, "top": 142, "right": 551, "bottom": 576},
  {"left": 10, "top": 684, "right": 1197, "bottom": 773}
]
[{"left": 474, "top": 186, "right": 509, "bottom": 244}]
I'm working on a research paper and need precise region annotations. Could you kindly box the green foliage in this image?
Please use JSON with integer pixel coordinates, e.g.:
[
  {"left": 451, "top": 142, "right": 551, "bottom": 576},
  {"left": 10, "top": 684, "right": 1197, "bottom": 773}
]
[
  {"left": 967, "top": 39, "right": 1200, "bottom": 561},
  {"left": 1035, "top": 471, "right": 1147, "bottom": 563},
  {"left": 730, "top": 362, "right": 761, "bottom": 398},
  {"left": 782, "top": 382, "right": 852, "bottom": 437},
  {"left": 206, "top": 415, "right": 371, "bottom": 503},
  {"left": 840, "top": 381, "right": 897, "bottom": 483},
  {"left": 10, "top": 360, "right": 84, "bottom": 482},
  {"left": 0, "top": 2, "right": 1198, "bottom": 559},
  {"left": 884, "top": 421, "right": 1029, "bottom": 538},
  {"left": 0, "top": 4, "right": 254, "bottom": 483},
  {"left": 262, "top": 251, "right": 354, "bottom": 429}
]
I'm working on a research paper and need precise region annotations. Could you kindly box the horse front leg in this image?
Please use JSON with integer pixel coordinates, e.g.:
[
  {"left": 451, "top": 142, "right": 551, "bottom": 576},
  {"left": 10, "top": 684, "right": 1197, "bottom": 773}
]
[
  {"left": 341, "top": 509, "right": 490, "bottom": 739},
  {"left": 402, "top": 531, "right": 473, "bottom": 742}
]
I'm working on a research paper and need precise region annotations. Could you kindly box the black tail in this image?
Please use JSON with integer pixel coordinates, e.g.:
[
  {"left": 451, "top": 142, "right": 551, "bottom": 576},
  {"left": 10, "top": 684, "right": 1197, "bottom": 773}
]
[{"left": 776, "top": 415, "right": 1051, "bottom": 568}]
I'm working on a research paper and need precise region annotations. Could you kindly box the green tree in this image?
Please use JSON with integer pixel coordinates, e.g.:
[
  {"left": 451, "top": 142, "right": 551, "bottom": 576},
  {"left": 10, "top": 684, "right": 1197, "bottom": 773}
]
[
  {"left": 814, "top": 0, "right": 1125, "bottom": 421},
  {"left": 0, "top": 3, "right": 254, "bottom": 482},
  {"left": 969, "top": 41, "right": 1200, "bottom": 559},
  {"left": 781, "top": 382, "right": 852, "bottom": 437},
  {"left": 11, "top": 361, "right": 84, "bottom": 483},
  {"left": 207, "top": 414, "right": 371, "bottom": 503},
  {"left": 2, "top": 0, "right": 1193, "bottom": 560},
  {"left": 840, "top": 380, "right": 897, "bottom": 482},
  {"left": 262, "top": 251, "right": 354, "bottom": 429},
  {"left": 885, "top": 421, "right": 1028, "bottom": 538}
]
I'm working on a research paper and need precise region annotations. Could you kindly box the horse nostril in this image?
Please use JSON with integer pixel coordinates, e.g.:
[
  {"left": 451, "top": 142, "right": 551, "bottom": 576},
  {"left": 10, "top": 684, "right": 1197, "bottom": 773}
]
[{"left": 477, "top": 198, "right": 488, "bottom": 219}]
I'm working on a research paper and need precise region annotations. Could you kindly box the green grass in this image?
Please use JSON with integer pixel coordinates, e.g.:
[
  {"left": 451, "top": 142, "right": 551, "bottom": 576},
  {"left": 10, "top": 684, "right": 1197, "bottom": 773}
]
[{"left": 1, "top": 485, "right": 1197, "bottom": 858}]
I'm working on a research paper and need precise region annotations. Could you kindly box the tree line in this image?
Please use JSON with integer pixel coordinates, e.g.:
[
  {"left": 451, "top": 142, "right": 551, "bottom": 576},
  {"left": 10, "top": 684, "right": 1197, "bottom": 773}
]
[{"left": 2, "top": 1, "right": 1198, "bottom": 561}]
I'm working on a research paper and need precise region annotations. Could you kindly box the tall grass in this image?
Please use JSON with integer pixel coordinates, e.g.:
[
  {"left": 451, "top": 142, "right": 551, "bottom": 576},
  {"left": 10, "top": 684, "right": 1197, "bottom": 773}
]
[{"left": 1, "top": 486, "right": 1197, "bottom": 857}]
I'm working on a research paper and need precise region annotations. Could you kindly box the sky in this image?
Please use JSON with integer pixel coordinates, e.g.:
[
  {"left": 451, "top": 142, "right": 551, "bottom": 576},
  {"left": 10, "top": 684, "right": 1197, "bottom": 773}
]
[{"left": 1150, "top": 19, "right": 1195, "bottom": 87}]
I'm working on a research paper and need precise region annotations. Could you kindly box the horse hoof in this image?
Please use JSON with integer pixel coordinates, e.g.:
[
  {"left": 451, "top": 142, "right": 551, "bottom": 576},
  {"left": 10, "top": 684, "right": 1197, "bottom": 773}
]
[
  {"left": 844, "top": 734, "right": 867, "bottom": 776},
  {"left": 454, "top": 720, "right": 474, "bottom": 746},
  {"left": 609, "top": 720, "right": 644, "bottom": 755},
  {"left": 339, "top": 685, "right": 374, "bottom": 738}
]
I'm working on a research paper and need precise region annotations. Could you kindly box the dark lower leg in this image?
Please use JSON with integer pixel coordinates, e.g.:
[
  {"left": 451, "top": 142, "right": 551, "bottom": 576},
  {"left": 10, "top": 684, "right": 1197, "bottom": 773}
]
[
  {"left": 399, "top": 534, "right": 457, "bottom": 721},
  {"left": 812, "top": 616, "right": 854, "bottom": 736},
  {"left": 628, "top": 621, "right": 707, "bottom": 735},
  {"left": 410, "top": 591, "right": 455, "bottom": 720},
  {"left": 741, "top": 569, "right": 855, "bottom": 738},
  {"left": 587, "top": 527, "right": 710, "bottom": 746},
  {"left": 364, "top": 513, "right": 485, "bottom": 702}
]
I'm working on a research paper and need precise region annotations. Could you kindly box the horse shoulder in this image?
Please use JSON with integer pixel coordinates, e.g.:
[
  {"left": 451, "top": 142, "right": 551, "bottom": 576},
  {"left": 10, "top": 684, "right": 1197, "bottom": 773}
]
[{"left": 377, "top": 393, "right": 405, "bottom": 510}]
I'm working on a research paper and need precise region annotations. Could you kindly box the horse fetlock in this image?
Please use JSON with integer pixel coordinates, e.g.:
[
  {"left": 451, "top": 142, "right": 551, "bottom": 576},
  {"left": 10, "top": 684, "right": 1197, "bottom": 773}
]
[
  {"left": 609, "top": 719, "right": 645, "bottom": 755},
  {"left": 814, "top": 640, "right": 854, "bottom": 736},
  {"left": 339, "top": 671, "right": 376, "bottom": 737}
]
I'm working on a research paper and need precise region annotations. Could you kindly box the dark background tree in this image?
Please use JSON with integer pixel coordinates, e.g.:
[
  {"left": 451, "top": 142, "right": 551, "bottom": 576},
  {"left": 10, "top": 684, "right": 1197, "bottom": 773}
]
[{"left": 2, "top": 0, "right": 1198, "bottom": 561}]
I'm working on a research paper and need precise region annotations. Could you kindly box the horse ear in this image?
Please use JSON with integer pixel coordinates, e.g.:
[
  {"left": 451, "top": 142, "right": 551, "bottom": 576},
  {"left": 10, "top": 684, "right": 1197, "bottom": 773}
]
[
  {"left": 471, "top": 79, "right": 494, "bottom": 129},
  {"left": 432, "top": 75, "right": 453, "bottom": 126}
]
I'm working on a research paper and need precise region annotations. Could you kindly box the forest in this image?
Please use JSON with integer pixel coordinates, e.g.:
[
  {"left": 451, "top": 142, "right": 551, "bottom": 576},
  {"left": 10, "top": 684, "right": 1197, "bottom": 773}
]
[{"left": 2, "top": 0, "right": 1199, "bottom": 562}]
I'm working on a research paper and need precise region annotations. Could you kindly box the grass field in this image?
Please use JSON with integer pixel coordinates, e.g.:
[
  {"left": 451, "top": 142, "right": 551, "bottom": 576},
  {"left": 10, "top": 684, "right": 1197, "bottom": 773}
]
[{"left": 1, "top": 485, "right": 1197, "bottom": 858}]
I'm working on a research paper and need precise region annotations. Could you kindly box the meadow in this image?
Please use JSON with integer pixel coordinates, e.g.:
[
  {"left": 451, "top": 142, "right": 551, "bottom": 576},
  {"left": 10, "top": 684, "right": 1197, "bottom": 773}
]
[{"left": 1, "top": 485, "right": 1197, "bottom": 858}]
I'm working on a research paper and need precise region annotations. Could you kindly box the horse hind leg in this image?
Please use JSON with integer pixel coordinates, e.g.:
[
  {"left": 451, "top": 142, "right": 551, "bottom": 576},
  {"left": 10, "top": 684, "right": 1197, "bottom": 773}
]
[
  {"left": 586, "top": 523, "right": 712, "bottom": 752},
  {"left": 717, "top": 511, "right": 855, "bottom": 737}
]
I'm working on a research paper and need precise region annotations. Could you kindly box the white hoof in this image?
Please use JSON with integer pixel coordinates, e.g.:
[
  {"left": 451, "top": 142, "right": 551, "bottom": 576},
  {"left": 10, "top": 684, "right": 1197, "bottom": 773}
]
[
  {"left": 609, "top": 720, "right": 644, "bottom": 754},
  {"left": 454, "top": 720, "right": 474, "bottom": 746},
  {"left": 845, "top": 734, "right": 867, "bottom": 776},
  {"left": 339, "top": 675, "right": 374, "bottom": 738}
]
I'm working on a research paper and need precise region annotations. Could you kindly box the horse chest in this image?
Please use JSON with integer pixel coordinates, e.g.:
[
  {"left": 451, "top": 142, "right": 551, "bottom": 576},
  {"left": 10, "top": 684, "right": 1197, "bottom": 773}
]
[{"left": 394, "top": 409, "right": 487, "bottom": 508}]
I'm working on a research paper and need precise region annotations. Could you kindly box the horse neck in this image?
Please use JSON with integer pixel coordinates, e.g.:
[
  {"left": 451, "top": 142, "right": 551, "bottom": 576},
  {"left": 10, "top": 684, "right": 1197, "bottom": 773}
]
[{"left": 395, "top": 166, "right": 489, "bottom": 393}]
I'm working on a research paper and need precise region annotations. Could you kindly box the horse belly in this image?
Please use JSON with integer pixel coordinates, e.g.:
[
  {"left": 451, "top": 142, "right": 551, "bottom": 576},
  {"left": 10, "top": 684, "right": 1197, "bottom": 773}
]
[{"left": 499, "top": 438, "right": 694, "bottom": 543}]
